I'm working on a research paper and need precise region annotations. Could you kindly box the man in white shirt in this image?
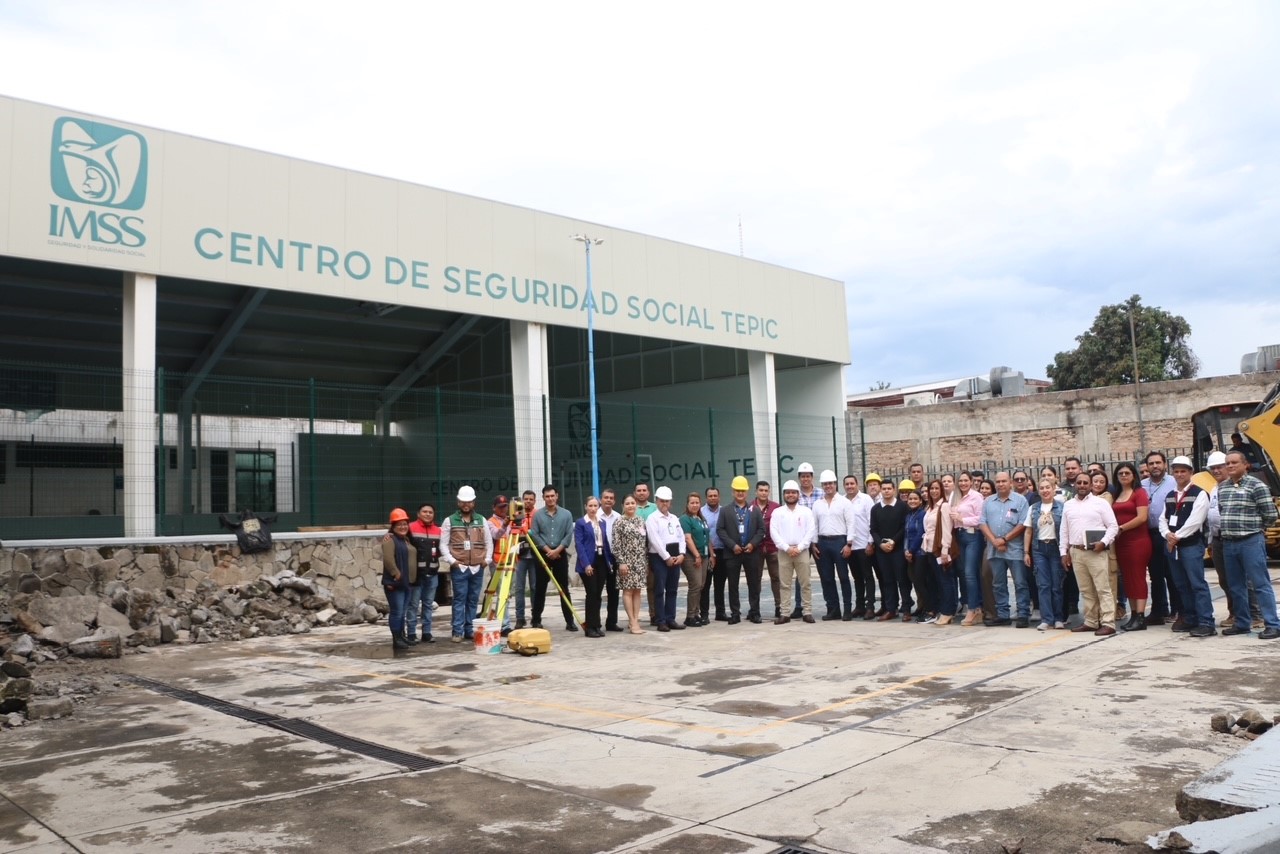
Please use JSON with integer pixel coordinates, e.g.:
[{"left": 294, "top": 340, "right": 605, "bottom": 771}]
[
  {"left": 812, "top": 469, "right": 857, "bottom": 621},
  {"left": 1158, "top": 456, "right": 1214, "bottom": 637},
  {"left": 771, "top": 480, "right": 816, "bottom": 624},
  {"left": 1059, "top": 472, "right": 1120, "bottom": 636},
  {"left": 844, "top": 474, "right": 876, "bottom": 619},
  {"left": 645, "top": 486, "right": 686, "bottom": 632},
  {"left": 788, "top": 462, "right": 820, "bottom": 618}
]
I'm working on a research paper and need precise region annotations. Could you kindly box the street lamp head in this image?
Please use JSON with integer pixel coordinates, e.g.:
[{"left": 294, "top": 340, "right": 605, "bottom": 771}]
[{"left": 570, "top": 234, "right": 604, "bottom": 245}]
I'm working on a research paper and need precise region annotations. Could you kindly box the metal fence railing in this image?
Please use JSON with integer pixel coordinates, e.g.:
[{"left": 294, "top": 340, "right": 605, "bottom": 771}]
[{"left": 0, "top": 361, "right": 846, "bottom": 540}]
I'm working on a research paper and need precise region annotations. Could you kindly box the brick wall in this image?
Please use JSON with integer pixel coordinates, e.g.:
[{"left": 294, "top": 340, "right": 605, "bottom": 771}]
[{"left": 849, "top": 372, "right": 1279, "bottom": 474}]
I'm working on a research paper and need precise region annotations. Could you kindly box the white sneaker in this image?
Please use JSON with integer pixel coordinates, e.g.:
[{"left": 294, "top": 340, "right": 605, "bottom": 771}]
[
  {"left": 1037, "top": 622, "right": 1050, "bottom": 631},
  {"left": 923, "top": 615, "right": 938, "bottom": 624},
  {"left": 1053, "top": 621, "right": 1066, "bottom": 630}
]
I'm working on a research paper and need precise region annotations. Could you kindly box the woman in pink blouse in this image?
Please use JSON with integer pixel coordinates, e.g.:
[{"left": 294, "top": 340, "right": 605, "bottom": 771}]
[{"left": 950, "top": 472, "right": 986, "bottom": 627}]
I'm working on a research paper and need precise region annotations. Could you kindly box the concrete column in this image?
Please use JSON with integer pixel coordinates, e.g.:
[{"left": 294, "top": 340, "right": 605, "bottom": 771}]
[
  {"left": 122, "top": 272, "right": 157, "bottom": 537},
  {"left": 749, "top": 351, "right": 779, "bottom": 484},
  {"left": 511, "top": 320, "right": 551, "bottom": 492}
]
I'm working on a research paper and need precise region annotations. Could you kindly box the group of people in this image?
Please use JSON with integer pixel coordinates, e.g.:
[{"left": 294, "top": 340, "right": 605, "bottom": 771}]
[{"left": 377, "top": 449, "right": 1279, "bottom": 648}]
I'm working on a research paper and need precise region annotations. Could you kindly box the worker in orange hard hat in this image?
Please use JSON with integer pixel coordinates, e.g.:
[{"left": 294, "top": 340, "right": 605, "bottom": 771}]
[{"left": 382, "top": 508, "right": 417, "bottom": 650}]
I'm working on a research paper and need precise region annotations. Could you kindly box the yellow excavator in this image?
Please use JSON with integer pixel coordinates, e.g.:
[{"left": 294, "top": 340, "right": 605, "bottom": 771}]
[{"left": 1190, "top": 379, "right": 1280, "bottom": 558}]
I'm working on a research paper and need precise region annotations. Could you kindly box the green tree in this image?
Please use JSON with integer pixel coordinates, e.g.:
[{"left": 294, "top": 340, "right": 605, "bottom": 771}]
[{"left": 1047, "top": 295, "right": 1199, "bottom": 390}]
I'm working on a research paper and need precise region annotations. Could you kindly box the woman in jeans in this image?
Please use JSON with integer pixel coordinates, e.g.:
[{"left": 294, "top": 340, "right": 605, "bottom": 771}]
[
  {"left": 950, "top": 472, "right": 986, "bottom": 626},
  {"left": 381, "top": 507, "right": 417, "bottom": 650},
  {"left": 1024, "top": 478, "right": 1065, "bottom": 630}
]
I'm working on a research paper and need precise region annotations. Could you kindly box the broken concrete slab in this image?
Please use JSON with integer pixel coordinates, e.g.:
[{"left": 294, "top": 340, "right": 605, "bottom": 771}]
[
  {"left": 1178, "top": 729, "right": 1280, "bottom": 821},
  {"left": 1152, "top": 804, "right": 1280, "bottom": 853}
]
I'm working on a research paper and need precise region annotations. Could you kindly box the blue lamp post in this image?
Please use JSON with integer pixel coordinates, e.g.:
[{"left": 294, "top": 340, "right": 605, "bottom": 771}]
[{"left": 571, "top": 234, "right": 603, "bottom": 498}]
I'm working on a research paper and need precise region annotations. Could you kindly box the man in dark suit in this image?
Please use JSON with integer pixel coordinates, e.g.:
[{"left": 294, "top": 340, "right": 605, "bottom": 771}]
[{"left": 716, "top": 475, "right": 767, "bottom": 623}]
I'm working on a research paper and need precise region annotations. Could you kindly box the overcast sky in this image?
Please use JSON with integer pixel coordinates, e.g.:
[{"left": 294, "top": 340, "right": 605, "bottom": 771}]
[{"left": 2, "top": 1, "right": 1277, "bottom": 393}]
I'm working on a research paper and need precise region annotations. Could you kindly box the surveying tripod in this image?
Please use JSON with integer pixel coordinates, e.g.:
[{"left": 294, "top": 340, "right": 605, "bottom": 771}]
[{"left": 478, "top": 505, "right": 580, "bottom": 627}]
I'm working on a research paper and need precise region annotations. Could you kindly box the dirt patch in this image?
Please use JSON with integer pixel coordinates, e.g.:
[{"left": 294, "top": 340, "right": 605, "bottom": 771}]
[
  {"left": 660, "top": 666, "right": 793, "bottom": 697},
  {"left": 705, "top": 699, "right": 816, "bottom": 719},
  {"left": 898, "top": 764, "right": 1187, "bottom": 853},
  {"left": 557, "top": 782, "right": 656, "bottom": 810},
  {"left": 1177, "top": 662, "right": 1280, "bottom": 699},
  {"left": 704, "top": 742, "right": 782, "bottom": 759},
  {"left": 627, "top": 830, "right": 755, "bottom": 853}
]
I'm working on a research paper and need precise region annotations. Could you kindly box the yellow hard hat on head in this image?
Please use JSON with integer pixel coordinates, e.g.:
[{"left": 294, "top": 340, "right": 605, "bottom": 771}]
[
  {"left": 898, "top": 479, "right": 916, "bottom": 491},
  {"left": 731, "top": 475, "right": 750, "bottom": 491},
  {"left": 865, "top": 472, "right": 882, "bottom": 484}
]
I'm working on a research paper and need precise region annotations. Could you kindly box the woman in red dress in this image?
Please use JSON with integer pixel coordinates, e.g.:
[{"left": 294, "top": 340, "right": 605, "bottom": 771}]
[{"left": 1111, "top": 462, "right": 1151, "bottom": 631}]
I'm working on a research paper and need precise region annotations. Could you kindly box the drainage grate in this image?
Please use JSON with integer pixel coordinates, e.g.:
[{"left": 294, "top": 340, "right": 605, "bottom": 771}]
[
  {"left": 130, "top": 676, "right": 447, "bottom": 771},
  {"left": 130, "top": 676, "right": 282, "bottom": 724},
  {"left": 265, "top": 718, "right": 447, "bottom": 771}
]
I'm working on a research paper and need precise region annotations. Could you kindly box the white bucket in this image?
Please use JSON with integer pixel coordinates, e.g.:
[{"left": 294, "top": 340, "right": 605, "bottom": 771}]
[{"left": 474, "top": 619, "right": 503, "bottom": 654}]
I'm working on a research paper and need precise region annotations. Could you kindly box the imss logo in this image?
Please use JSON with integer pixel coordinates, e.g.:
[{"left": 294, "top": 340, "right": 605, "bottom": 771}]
[
  {"left": 48, "top": 117, "right": 149, "bottom": 249},
  {"left": 50, "top": 117, "right": 148, "bottom": 209}
]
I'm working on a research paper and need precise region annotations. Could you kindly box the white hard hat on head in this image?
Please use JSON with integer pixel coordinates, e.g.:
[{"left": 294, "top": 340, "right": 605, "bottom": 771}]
[
  {"left": 1206, "top": 451, "right": 1227, "bottom": 467},
  {"left": 797, "top": 462, "right": 814, "bottom": 474},
  {"left": 457, "top": 485, "right": 477, "bottom": 502},
  {"left": 654, "top": 486, "right": 673, "bottom": 500},
  {"left": 1170, "top": 455, "right": 1194, "bottom": 470},
  {"left": 782, "top": 480, "right": 800, "bottom": 492},
  {"left": 819, "top": 469, "right": 837, "bottom": 483}
]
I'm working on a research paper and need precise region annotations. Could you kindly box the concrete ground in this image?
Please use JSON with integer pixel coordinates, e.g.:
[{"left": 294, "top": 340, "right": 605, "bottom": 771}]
[{"left": 3, "top": 576, "right": 1279, "bottom": 854}]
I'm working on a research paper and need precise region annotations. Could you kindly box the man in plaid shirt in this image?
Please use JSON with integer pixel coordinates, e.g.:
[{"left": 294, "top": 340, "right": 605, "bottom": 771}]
[{"left": 1217, "top": 450, "right": 1280, "bottom": 639}]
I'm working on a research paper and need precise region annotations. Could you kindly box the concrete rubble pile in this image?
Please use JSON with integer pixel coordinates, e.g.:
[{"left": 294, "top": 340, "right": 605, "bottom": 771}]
[{"left": 1, "top": 566, "right": 386, "bottom": 728}]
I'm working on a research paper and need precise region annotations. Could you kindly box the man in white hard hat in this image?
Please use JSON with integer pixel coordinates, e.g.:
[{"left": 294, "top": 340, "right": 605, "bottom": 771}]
[
  {"left": 1158, "top": 456, "right": 1214, "bottom": 637},
  {"left": 440, "top": 485, "right": 494, "bottom": 643},
  {"left": 771, "top": 480, "right": 816, "bottom": 623},
  {"left": 715, "top": 475, "right": 766, "bottom": 623},
  {"left": 788, "top": 463, "right": 819, "bottom": 618},
  {"left": 813, "top": 469, "right": 856, "bottom": 620},
  {"left": 646, "top": 485, "right": 686, "bottom": 632},
  {"left": 530, "top": 483, "right": 577, "bottom": 632}
]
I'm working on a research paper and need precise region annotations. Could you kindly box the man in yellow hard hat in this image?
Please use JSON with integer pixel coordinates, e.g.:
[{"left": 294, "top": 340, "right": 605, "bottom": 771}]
[{"left": 715, "top": 475, "right": 766, "bottom": 623}]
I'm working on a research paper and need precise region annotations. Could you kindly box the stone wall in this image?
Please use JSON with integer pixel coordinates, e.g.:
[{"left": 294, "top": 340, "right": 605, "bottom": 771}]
[
  {"left": 1, "top": 534, "right": 389, "bottom": 613},
  {"left": 850, "top": 372, "right": 1279, "bottom": 474}
]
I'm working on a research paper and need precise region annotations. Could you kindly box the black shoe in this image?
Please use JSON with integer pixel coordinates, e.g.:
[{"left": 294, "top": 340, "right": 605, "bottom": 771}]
[
  {"left": 984, "top": 617, "right": 1011, "bottom": 627},
  {"left": 392, "top": 634, "right": 410, "bottom": 650},
  {"left": 403, "top": 633, "right": 419, "bottom": 646},
  {"left": 862, "top": 609, "right": 876, "bottom": 621},
  {"left": 728, "top": 615, "right": 741, "bottom": 625},
  {"left": 1189, "top": 625, "right": 1216, "bottom": 638},
  {"left": 422, "top": 634, "right": 435, "bottom": 644},
  {"left": 1123, "top": 614, "right": 1147, "bottom": 632},
  {"left": 748, "top": 614, "right": 762, "bottom": 624},
  {"left": 1260, "top": 627, "right": 1280, "bottom": 640},
  {"left": 843, "top": 609, "right": 855, "bottom": 621},
  {"left": 821, "top": 611, "right": 841, "bottom": 621},
  {"left": 657, "top": 624, "right": 670, "bottom": 632},
  {"left": 1014, "top": 618, "right": 1029, "bottom": 629},
  {"left": 586, "top": 628, "right": 604, "bottom": 638},
  {"left": 1223, "top": 626, "right": 1250, "bottom": 636},
  {"left": 605, "top": 624, "right": 623, "bottom": 632},
  {"left": 789, "top": 608, "right": 803, "bottom": 619},
  {"left": 500, "top": 627, "right": 512, "bottom": 637},
  {"left": 532, "top": 620, "right": 543, "bottom": 629},
  {"left": 515, "top": 619, "right": 527, "bottom": 629},
  {"left": 1171, "top": 621, "right": 1192, "bottom": 633},
  {"left": 715, "top": 613, "right": 730, "bottom": 622},
  {"left": 565, "top": 623, "right": 579, "bottom": 632},
  {"left": 463, "top": 632, "right": 474, "bottom": 640},
  {"left": 669, "top": 622, "right": 686, "bottom": 630}
]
